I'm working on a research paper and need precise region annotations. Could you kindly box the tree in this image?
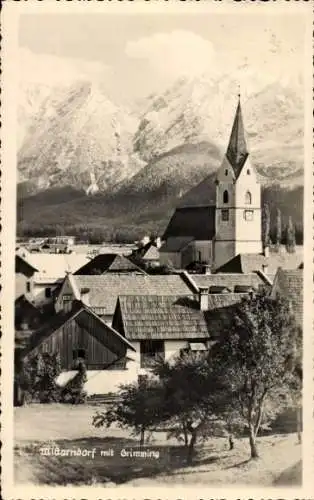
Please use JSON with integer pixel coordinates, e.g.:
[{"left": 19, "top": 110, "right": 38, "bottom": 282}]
[
  {"left": 262, "top": 203, "right": 271, "bottom": 248},
  {"left": 93, "top": 353, "right": 228, "bottom": 463},
  {"left": 61, "top": 359, "right": 88, "bottom": 404},
  {"left": 17, "top": 353, "right": 62, "bottom": 403},
  {"left": 212, "top": 290, "right": 301, "bottom": 459},
  {"left": 285, "top": 216, "right": 296, "bottom": 254},
  {"left": 275, "top": 208, "right": 282, "bottom": 250},
  {"left": 151, "top": 352, "right": 229, "bottom": 464},
  {"left": 93, "top": 376, "right": 165, "bottom": 445}
]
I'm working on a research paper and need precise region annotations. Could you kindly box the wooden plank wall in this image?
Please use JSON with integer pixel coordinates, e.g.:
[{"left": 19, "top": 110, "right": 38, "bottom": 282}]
[{"left": 28, "top": 316, "right": 121, "bottom": 370}]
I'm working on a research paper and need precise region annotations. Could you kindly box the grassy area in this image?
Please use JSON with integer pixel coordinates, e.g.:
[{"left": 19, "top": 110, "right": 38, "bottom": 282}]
[{"left": 14, "top": 404, "right": 302, "bottom": 487}]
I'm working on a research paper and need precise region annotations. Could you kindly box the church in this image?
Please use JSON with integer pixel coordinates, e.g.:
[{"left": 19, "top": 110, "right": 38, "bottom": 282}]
[{"left": 160, "top": 96, "right": 263, "bottom": 271}]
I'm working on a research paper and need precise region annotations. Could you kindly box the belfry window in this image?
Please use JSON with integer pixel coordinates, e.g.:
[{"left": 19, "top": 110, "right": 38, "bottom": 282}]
[
  {"left": 245, "top": 191, "right": 252, "bottom": 205},
  {"left": 223, "top": 190, "right": 229, "bottom": 204}
]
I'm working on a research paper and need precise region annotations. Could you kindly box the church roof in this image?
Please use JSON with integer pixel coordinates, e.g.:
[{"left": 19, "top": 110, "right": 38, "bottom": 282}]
[
  {"left": 162, "top": 205, "right": 216, "bottom": 241},
  {"left": 226, "top": 97, "right": 249, "bottom": 178}
]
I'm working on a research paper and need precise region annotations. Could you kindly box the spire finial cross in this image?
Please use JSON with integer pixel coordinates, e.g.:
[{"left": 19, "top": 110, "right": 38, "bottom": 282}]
[{"left": 237, "top": 84, "right": 241, "bottom": 100}]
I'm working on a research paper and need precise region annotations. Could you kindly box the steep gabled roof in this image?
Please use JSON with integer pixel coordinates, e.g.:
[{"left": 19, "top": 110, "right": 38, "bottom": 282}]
[
  {"left": 188, "top": 272, "right": 267, "bottom": 292},
  {"left": 74, "top": 253, "right": 145, "bottom": 275},
  {"left": 68, "top": 274, "right": 194, "bottom": 315},
  {"left": 215, "top": 254, "right": 267, "bottom": 274},
  {"left": 133, "top": 242, "right": 160, "bottom": 261},
  {"left": 24, "top": 253, "right": 89, "bottom": 281},
  {"left": 216, "top": 250, "right": 303, "bottom": 277},
  {"left": 270, "top": 268, "right": 303, "bottom": 327},
  {"left": 15, "top": 254, "right": 38, "bottom": 273},
  {"left": 162, "top": 205, "right": 216, "bottom": 241},
  {"left": 114, "top": 293, "right": 248, "bottom": 341},
  {"left": 115, "top": 295, "right": 208, "bottom": 340},
  {"left": 225, "top": 97, "right": 249, "bottom": 178},
  {"left": 21, "top": 300, "right": 135, "bottom": 358}
]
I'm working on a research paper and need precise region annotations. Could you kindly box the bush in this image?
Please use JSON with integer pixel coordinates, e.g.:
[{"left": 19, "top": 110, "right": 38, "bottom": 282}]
[{"left": 60, "top": 360, "right": 88, "bottom": 405}]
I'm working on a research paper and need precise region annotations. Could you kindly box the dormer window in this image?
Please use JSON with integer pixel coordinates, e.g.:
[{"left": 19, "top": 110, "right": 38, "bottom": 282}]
[
  {"left": 223, "top": 190, "right": 229, "bottom": 204},
  {"left": 245, "top": 191, "right": 252, "bottom": 205}
]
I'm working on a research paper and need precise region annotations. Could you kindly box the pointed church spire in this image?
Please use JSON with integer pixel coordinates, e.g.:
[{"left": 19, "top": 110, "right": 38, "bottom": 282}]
[{"left": 226, "top": 95, "right": 249, "bottom": 178}]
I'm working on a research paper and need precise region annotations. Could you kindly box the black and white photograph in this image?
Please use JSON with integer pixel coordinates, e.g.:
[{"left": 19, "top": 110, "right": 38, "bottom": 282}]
[{"left": 1, "top": 1, "right": 313, "bottom": 495}]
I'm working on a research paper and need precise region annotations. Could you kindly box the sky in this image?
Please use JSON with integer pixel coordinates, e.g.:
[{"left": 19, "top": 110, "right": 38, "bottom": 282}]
[{"left": 18, "top": 13, "right": 306, "bottom": 103}]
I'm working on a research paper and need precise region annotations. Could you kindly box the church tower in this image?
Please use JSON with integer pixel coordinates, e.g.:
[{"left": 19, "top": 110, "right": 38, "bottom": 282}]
[{"left": 213, "top": 96, "right": 262, "bottom": 270}]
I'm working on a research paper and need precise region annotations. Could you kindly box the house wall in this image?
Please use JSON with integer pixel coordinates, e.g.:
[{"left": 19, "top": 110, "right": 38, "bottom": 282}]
[
  {"left": 55, "top": 278, "right": 74, "bottom": 313},
  {"left": 16, "top": 273, "right": 30, "bottom": 299},
  {"left": 190, "top": 241, "right": 213, "bottom": 265},
  {"left": 31, "top": 282, "right": 60, "bottom": 307},
  {"left": 15, "top": 257, "right": 35, "bottom": 299},
  {"left": 68, "top": 339, "right": 191, "bottom": 395},
  {"left": 159, "top": 251, "right": 181, "bottom": 269},
  {"left": 213, "top": 240, "right": 236, "bottom": 271},
  {"left": 164, "top": 340, "right": 187, "bottom": 360}
]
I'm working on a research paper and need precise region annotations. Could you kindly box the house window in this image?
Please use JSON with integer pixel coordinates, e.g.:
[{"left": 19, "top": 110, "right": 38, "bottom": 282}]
[
  {"left": 140, "top": 340, "right": 165, "bottom": 368},
  {"left": 73, "top": 348, "right": 86, "bottom": 360},
  {"left": 223, "top": 190, "right": 229, "bottom": 203},
  {"left": 63, "top": 294, "right": 72, "bottom": 301},
  {"left": 224, "top": 169, "right": 228, "bottom": 176},
  {"left": 45, "top": 287, "right": 51, "bottom": 298},
  {"left": 221, "top": 209, "right": 229, "bottom": 221},
  {"left": 26, "top": 281, "right": 31, "bottom": 293},
  {"left": 245, "top": 191, "right": 252, "bottom": 204},
  {"left": 247, "top": 169, "right": 251, "bottom": 175},
  {"left": 244, "top": 210, "right": 254, "bottom": 221}
]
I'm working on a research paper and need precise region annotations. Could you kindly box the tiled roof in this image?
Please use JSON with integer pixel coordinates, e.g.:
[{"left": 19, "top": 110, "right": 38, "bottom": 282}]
[
  {"left": 133, "top": 242, "right": 160, "bottom": 261},
  {"left": 216, "top": 249, "right": 303, "bottom": 276},
  {"left": 189, "top": 272, "right": 266, "bottom": 292},
  {"left": 26, "top": 253, "right": 89, "bottom": 279},
  {"left": 71, "top": 274, "right": 194, "bottom": 315},
  {"left": 15, "top": 254, "right": 38, "bottom": 273},
  {"left": 116, "top": 295, "right": 208, "bottom": 340},
  {"left": 270, "top": 268, "right": 303, "bottom": 327},
  {"left": 162, "top": 205, "right": 216, "bottom": 241},
  {"left": 160, "top": 237, "right": 194, "bottom": 253},
  {"left": 115, "top": 293, "right": 247, "bottom": 341},
  {"left": 74, "top": 253, "right": 145, "bottom": 275}
]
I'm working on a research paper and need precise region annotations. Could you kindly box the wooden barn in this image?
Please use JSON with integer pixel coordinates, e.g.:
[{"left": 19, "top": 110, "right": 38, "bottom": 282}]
[{"left": 21, "top": 300, "right": 136, "bottom": 371}]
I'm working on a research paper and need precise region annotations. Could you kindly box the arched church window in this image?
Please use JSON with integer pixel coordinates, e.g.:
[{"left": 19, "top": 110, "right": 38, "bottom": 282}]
[
  {"left": 247, "top": 169, "right": 251, "bottom": 175},
  {"left": 223, "top": 190, "right": 229, "bottom": 204},
  {"left": 245, "top": 191, "right": 252, "bottom": 205},
  {"left": 225, "top": 169, "right": 228, "bottom": 176}
]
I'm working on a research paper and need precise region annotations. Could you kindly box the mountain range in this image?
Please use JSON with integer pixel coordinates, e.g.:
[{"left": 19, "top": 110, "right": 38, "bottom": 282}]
[{"left": 17, "top": 69, "right": 304, "bottom": 239}]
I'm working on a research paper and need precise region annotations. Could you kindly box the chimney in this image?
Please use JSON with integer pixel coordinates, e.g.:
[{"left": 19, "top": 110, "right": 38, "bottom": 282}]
[
  {"left": 203, "top": 264, "right": 211, "bottom": 275},
  {"left": 264, "top": 246, "right": 269, "bottom": 258},
  {"left": 155, "top": 237, "right": 161, "bottom": 249},
  {"left": 198, "top": 286, "right": 209, "bottom": 311}
]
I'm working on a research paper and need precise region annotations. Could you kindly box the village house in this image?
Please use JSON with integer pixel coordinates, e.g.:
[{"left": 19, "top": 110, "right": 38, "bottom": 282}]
[
  {"left": 15, "top": 264, "right": 303, "bottom": 399},
  {"left": 160, "top": 97, "right": 264, "bottom": 271},
  {"left": 54, "top": 273, "right": 195, "bottom": 325},
  {"left": 131, "top": 240, "right": 161, "bottom": 268},
  {"left": 16, "top": 288, "right": 249, "bottom": 397},
  {"left": 15, "top": 252, "right": 89, "bottom": 306}
]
